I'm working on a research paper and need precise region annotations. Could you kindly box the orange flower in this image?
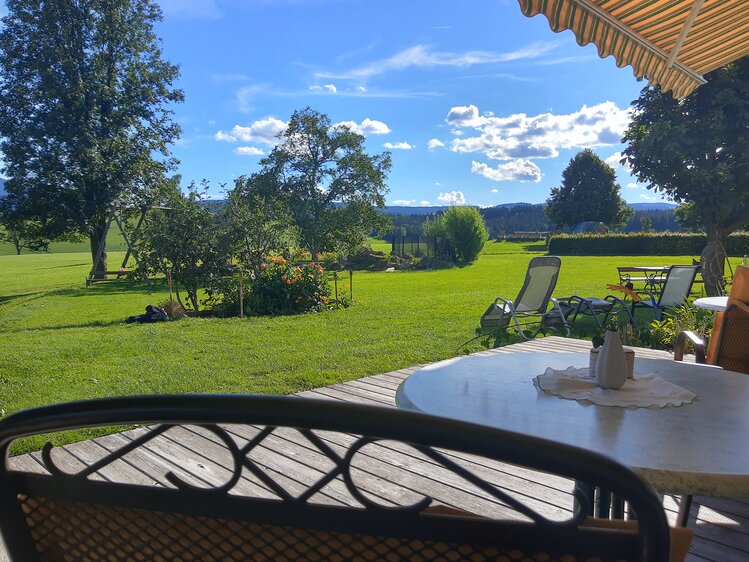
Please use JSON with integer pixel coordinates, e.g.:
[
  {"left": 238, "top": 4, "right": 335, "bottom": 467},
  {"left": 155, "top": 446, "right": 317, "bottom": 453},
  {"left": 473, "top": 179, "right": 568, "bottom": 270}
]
[
  {"left": 607, "top": 284, "right": 642, "bottom": 302},
  {"left": 279, "top": 258, "right": 286, "bottom": 265},
  {"left": 260, "top": 263, "right": 267, "bottom": 270},
  {"left": 281, "top": 274, "right": 287, "bottom": 282}
]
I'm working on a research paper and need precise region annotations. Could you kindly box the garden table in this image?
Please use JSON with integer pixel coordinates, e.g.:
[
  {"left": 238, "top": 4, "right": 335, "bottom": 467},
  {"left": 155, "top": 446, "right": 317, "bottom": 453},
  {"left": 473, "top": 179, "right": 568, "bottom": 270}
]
[
  {"left": 693, "top": 296, "right": 728, "bottom": 312},
  {"left": 396, "top": 351, "right": 749, "bottom": 498},
  {"left": 617, "top": 266, "right": 670, "bottom": 292}
]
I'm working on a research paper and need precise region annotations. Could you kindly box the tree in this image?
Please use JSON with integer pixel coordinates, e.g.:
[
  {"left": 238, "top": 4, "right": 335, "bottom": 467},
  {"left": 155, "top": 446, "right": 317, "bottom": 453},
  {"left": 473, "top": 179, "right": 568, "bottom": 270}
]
[
  {"left": 0, "top": 0, "right": 183, "bottom": 276},
  {"left": 224, "top": 173, "right": 297, "bottom": 274},
  {"left": 257, "top": 108, "right": 391, "bottom": 260},
  {"left": 0, "top": 218, "right": 48, "bottom": 255},
  {"left": 545, "top": 149, "right": 633, "bottom": 229},
  {"left": 135, "top": 183, "right": 227, "bottom": 312},
  {"left": 440, "top": 206, "right": 488, "bottom": 262},
  {"left": 622, "top": 58, "right": 749, "bottom": 295}
]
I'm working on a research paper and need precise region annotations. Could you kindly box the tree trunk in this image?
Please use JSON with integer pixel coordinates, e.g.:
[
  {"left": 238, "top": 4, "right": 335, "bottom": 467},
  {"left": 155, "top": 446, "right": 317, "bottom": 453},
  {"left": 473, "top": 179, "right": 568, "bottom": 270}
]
[
  {"left": 13, "top": 235, "right": 21, "bottom": 255},
  {"left": 89, "top": 220, "right": 108, "bottom": 279},
  {"left": 700, "top": 228, "right": 728, "bottom": 296}
]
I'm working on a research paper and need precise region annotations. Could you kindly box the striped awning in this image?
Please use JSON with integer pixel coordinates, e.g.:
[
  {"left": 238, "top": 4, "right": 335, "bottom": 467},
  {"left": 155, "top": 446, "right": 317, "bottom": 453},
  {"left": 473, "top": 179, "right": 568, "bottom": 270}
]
[{"left": 517, "top": 0, "right": 749, "bottom": 98}]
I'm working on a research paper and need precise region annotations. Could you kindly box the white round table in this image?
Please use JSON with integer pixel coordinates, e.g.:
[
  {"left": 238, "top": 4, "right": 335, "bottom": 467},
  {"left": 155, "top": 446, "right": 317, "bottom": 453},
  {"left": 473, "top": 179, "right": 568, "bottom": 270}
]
[
  {"left": 693, "top": 296, "right": 728, "bottom": 311},
  {"left": 396, "top": 352, "right": 749, "bottom": 497}
]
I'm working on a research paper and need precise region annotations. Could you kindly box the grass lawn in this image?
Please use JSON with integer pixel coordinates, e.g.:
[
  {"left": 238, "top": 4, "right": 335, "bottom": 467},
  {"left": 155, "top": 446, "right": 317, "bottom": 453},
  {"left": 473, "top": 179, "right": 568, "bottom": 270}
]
[{"left": 0, "top": 241, "right": 726, "bottom": 451}]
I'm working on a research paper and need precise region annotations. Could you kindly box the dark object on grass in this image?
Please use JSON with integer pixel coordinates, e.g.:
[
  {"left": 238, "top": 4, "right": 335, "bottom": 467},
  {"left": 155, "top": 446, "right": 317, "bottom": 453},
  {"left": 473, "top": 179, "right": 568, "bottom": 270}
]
[{"left": 125, "top": 305, "right": 168, "bottom": 324}]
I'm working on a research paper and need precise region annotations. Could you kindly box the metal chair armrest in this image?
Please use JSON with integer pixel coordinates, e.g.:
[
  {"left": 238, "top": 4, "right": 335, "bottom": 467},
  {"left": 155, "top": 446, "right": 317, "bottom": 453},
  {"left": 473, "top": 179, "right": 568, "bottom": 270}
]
[
  {"left": 494, "top": 296, "right": 514, "bottom": 310},
  {"left": 674, "top": 331, "right": 707, "bottom": 363}
]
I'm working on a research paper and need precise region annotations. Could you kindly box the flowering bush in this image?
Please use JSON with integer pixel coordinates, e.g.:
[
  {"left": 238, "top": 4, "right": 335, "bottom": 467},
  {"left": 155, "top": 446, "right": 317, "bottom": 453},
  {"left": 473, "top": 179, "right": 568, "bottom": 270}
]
[{"left": 247, "top": 257, "right": 330, "bottom": 315}]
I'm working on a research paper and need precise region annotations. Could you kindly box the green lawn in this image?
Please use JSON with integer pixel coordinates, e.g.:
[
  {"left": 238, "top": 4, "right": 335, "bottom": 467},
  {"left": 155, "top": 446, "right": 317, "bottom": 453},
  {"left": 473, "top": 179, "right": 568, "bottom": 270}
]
[{"left": 0, "top": 241, "right": 724, "bottom": 451}]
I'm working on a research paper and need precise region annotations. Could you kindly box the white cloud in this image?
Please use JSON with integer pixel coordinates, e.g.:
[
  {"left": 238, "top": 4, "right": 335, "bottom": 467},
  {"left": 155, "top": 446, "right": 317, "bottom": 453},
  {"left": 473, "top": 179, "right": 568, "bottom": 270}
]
[
  {"left": 420, "top": 200, "right": 431, "bottom": 206},
  {"left": 235, "top": 146, "right": 264, "bottom": 156},
  {"left": 215, "top": 117, "right": 287, "bottom": 145},
  {"left": 605, "top": 151, "right": 627, "bottom": 170},
  {"left": 626, "top": 182, "right": 642, "bottom": 190},
  {"left": 160, "top": 0, "right": 222, "bottom": 19},
  {"left": 309, "top": 84, "right": 338, "bottom": 93},
  {"left": 471, "top": 160, "right": 542, "bottom": 183},
  {"left": 383, "top": 141, "right": 414, "bottom": 150},
  {"left": 427, "top": 139, "right": 445, "bottom": 150},
  {"left": 448, "top": 102, "right": 630, "bottom": 161},
  {"left": 357, "top": 86, "right": 367, "bottom": 92},
  {"left": 332, "top": 118, "right": 391, "bottom": 135},
  {"left": 446, "top": 105, "right": 484, "bottom": 128},
  {"left": 437, "top": 191, "right": 466, "bottom": 205},
  {"left": 392, "top": 199, "right": 415, "bottom": 205},
  {"left": 316, "top": 42, "right": 559, "bottom": 80},
  {"left": 640, "top": 193, "right": 659, "bottom": 201},
  {"left": 491, "top": 188, "right": 499, "bottom": 193}
]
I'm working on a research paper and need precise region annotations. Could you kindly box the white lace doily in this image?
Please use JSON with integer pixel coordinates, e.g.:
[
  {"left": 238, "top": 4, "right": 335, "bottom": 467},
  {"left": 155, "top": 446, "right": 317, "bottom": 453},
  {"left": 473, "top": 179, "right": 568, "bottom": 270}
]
[{"left": 533, "top": 366, "right": 696, "bottom": 408}]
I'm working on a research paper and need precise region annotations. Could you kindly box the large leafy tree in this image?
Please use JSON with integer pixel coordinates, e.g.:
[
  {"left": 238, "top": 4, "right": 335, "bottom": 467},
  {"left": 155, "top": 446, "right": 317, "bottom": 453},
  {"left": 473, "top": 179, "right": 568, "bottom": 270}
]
[
  {"left": 0, "top": 0, "right": 183, "bottom": 275},
  {"left": 622, "top": 58, "right": 749, "bottom": 295},
  {"left": 257, "top": 107, "right": 391, "bottom": 260},
  {"left": 545, "top": 149, "right": 632, "bottom": 229}
]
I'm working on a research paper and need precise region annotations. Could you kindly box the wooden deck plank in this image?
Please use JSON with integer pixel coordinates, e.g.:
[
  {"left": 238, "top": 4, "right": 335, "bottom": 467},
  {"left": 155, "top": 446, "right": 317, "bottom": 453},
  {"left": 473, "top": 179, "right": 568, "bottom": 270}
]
[{"left": 3, "top": 336, "right": 742, "bottom": 561}]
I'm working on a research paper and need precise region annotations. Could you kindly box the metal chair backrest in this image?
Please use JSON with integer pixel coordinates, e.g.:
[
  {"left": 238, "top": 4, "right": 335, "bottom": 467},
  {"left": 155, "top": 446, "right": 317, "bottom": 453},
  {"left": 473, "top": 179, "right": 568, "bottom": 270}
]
[
  {"left": 657, "top": 265, "right": 699, "bottom": 308},
  {"left": 707, "top": 266, "right": 749, "bottom": 374},
  {"left": 514, "top": 256, "right": 562, "bottom": 313},
  {"left": 0, "top": 395, "right": 670, "bottom": 562},
  {"left": 713, "top": 302, "right": 749, "bottom": 374}
]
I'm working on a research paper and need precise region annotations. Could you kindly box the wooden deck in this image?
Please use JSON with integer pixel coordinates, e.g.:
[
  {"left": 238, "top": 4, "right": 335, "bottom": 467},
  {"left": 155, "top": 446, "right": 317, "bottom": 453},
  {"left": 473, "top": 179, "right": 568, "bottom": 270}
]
[{"left": 5, "top": 337, "right": 749, "bottom": 561}]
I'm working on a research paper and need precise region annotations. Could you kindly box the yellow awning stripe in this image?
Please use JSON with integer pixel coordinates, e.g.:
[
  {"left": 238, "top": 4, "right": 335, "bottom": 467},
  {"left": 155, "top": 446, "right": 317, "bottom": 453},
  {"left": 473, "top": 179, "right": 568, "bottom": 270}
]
[{"left": 518, "top": 0, "right": 749, "bottom": 98}]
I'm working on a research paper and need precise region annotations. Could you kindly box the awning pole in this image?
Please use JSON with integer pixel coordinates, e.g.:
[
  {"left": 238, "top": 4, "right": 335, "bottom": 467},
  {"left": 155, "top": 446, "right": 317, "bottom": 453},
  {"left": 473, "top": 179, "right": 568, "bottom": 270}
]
[{"left": 666, "top": 0, "right": 705, "bottom": 68}]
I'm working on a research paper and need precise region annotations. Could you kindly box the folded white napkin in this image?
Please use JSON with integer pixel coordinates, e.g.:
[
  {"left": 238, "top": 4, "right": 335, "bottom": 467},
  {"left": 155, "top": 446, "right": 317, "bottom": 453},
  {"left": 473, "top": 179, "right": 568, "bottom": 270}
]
[{"left": 534, "top": 366, "right": 696, "bottom": 408}]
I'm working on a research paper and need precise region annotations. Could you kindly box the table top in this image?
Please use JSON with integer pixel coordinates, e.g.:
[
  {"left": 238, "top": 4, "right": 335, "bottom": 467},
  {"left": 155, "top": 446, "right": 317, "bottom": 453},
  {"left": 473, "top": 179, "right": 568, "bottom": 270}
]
[
  {"left": 693, "top": 296, "right": 729, "bottom": 311},
  {"left": 396, "top": 351, "right": 749, "bottom": 496},
  {"left": 619, "top": 266, "right": 670, "bottom": 273}
]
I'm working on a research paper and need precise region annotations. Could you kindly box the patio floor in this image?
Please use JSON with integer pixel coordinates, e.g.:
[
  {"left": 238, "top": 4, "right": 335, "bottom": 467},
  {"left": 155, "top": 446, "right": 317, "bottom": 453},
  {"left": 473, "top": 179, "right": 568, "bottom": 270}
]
[{"left": 4, "top": 336, "right": 749, "bottom": 561}]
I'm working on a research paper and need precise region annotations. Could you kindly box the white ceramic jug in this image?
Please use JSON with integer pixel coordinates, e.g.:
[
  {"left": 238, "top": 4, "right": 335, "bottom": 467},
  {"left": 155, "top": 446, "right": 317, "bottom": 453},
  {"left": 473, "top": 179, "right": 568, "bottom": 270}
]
[{"left": 595, "top": 331, "right": 627, "bottom": 390}]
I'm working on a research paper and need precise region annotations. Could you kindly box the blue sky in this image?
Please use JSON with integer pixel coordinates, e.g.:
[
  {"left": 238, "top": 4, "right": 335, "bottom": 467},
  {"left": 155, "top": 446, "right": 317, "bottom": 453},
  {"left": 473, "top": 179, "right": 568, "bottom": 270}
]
[{"left": 5, "top": 0, "right": 670, "bottom": 206}]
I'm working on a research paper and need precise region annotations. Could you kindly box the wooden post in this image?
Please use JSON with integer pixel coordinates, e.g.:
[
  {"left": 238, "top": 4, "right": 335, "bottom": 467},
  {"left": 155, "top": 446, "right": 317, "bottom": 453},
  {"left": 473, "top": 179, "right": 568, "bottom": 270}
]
[
  {"left": 239, "top": 269, "right": 244, "bottom": 319},
  {"left": 167, "top": 270, "right": 174, "bottom": 306},
  {"left": 334, "top": 271, "right": 339, "bottom": 309},
  {"left": 349, "top": 269, "right": 353, "bottom": 302}
]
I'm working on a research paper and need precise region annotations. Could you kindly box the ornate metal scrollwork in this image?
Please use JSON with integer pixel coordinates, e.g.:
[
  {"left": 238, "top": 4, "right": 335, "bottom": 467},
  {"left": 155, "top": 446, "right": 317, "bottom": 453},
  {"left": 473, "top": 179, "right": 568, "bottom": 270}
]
[{"left": 38, "top": 421, "right": 589, "bottom": 526}]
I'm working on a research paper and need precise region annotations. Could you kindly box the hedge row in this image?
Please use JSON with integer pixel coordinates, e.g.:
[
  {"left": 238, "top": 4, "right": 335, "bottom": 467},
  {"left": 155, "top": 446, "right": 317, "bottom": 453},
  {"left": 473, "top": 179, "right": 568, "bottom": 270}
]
[{"left": 547, "top": 232, "right": 749, "bottom": 256}]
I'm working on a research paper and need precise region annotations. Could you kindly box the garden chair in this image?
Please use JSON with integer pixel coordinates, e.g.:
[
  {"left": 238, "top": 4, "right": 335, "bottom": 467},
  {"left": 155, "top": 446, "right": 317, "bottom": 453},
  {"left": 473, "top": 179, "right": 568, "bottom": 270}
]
[
  {"left": 480, "top": 255, "right": 570, "bottom": 339},
  {"left": 0, "top": 394, "right": 674, "bottom": 562},
  {"left": 672, "top": 266, "right": 749, "bottom": 526},
  {"left": 556, "top": 294, "right": 634, "bottom": 331},
  {"left": 630, "top": 265, "right": 699, "bottom": 324}
]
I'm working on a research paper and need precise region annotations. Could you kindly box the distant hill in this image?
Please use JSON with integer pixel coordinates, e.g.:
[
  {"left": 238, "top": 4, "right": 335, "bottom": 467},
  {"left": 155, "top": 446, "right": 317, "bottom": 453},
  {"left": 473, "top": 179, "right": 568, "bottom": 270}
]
[
  {"left": 628, "top": 202, "right": 677, "bottom": 211},
  {"left": 380, "top": 205, "right": 447, "bottom": 215}
]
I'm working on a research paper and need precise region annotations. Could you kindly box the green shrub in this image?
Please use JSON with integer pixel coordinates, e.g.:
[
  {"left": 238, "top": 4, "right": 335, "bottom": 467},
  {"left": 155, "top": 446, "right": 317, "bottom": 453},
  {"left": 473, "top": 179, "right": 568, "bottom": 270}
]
[
  {"left": 246, "top": 257, "right": 331, "bottom": 316},
  {"left": 440, "top": 206, "right": 489, "bottom": 262},
  {"left": 620, "top": 303, "right": 713, "bottom": 351},
  {"left": 548, "top": 231, "right": 749, "bottom": 256}
]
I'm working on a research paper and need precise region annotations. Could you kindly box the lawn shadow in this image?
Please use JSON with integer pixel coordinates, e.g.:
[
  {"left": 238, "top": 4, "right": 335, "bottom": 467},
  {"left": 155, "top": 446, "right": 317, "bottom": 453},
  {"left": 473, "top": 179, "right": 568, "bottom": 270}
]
[
  {"left": 40, "top": 262, "right": 89, "bottom": 269},
  {"left": 0, "top": 318, "right": 126, "bottom": 333},
  {"left": 0, "top": 292, "right": 46, "bottom": 305}
]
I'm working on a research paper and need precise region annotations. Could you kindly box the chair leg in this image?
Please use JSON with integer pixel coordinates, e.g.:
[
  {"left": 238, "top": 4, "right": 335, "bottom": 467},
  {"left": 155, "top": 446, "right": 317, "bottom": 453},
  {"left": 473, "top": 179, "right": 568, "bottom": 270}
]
[{"left": 677, "top": 494, "right": 693, "bottom": 527}]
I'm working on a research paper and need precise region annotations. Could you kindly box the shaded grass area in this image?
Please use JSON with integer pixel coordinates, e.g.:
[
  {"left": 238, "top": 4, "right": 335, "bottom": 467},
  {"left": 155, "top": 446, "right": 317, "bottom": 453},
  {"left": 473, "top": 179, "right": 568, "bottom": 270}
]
[{"left": 0, "top": 242, "right": 723, "bottom": 452}]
